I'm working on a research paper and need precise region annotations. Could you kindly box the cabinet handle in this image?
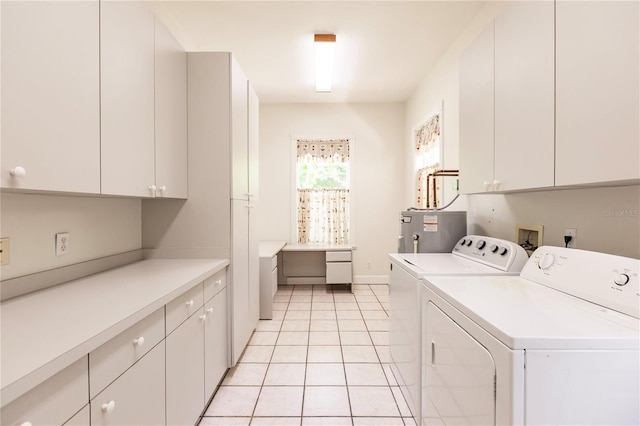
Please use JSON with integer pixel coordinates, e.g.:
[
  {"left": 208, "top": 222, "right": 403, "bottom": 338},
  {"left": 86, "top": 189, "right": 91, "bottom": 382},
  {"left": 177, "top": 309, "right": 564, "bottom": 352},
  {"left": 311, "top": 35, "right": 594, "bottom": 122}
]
[
  {"left": 483, "top": 180, "right": 491, "bottom": 191},
  {"left": 246, "top": 204, "right": 255, "bottom": 208},
  {"left": 206, "top": 307, "right": 213, "bottom": 314},
  {"left": 10, "top": 166, "right": 26, "bottom": 177},
  {"left": 215, "top": 279, "right": 222, "bottom": 286},
  {"left": 185, "top": 300, "right": 194, "bottom": 308},
  {"left": 102, "top": 400, "right": 116, "bottom": 414},
  {"left": 199, "top": 314, "right": 207, "bottom": 321},
  {"left": 492, "top": 179, "right": 501, "bottom": 190},
  {"left": 158, "top": 185, "right": 167, "bottom": 192},
  {"left": 148, "top": 185, "right": 157, "bottom": 198},
  {"left": 133, "top": 336, "right": 145, "bottom": 347}
]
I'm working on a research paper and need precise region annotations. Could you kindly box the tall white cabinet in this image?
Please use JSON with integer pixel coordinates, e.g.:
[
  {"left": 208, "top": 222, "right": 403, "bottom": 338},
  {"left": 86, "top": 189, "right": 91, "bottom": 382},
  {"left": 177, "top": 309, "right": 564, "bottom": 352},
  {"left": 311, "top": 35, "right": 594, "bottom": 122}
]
[{"left": 186, "top": 52, "right": 260, "bottom": 366}]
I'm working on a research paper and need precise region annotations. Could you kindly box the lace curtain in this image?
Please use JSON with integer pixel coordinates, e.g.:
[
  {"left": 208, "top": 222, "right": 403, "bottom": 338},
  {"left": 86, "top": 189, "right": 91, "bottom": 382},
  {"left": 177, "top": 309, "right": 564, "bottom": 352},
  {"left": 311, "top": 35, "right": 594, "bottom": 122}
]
[
  {"left": 415, "top": 114, "right": 441, "bottom": 208},
  {"left": 296, "top": 139, "right": 350, "bottom": 244}
]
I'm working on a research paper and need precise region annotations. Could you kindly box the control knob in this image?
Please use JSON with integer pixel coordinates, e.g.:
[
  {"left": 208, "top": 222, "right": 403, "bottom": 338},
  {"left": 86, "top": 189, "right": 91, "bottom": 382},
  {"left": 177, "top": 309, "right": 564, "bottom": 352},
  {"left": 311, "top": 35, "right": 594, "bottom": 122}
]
[
  {"left": 476, "top": 240, "right": 486, "bottom": 250},
  {"left": 489, "top": 244, "right": 499, "bottom": 253},
  {"left": 537, "top": 253, "right": 555, "bottom": 270},
  {"left": 460, "top": 239, "right": 466, "bottom": 246},
  {"left": 614, "top": 273, "right": 630, "bottom": 286},
  {"left": 499, "top": 247, "right": 509, "bottom": 256},
  {"left": 466, "top": 239, "right": 473, "bottom": 247}
]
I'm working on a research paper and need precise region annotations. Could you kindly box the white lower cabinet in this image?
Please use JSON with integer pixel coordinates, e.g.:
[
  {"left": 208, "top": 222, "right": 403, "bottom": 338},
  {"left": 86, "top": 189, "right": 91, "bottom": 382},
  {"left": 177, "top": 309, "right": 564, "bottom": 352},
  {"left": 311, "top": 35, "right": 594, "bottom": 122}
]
[
  {"left": 205, "top": 287, "right": 228, "bottom": 398},
  {"left": 1, "top": 357, "right": 88, "bottom": 426},
  {"left": 63, "top": 405, "right": 90, "bottom": 426},
  {"left": 91, "top": 341, "right": 165, "bottom": 426},
  {"left": 166, "top": 307, "right": 206, "bottom": 426}
]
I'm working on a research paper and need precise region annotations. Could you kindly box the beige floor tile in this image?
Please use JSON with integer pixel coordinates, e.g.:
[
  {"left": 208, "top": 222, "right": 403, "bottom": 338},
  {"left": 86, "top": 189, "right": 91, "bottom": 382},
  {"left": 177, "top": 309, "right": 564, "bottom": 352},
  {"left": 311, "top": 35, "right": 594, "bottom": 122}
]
[
  {"left": 256, "top": 320, "right": 283, "bottom": 332},
  {"left": 285, "top": 310, "right": 311, "bottom": 320},
  {"left": 375, "top": 345, "right": 392, "bottom": 363},
  {"left": 239, "top": 346, "right": 274, "bottom": 363},
  {"left": 375, "top": 294, "right": 390, "bottom": 303},
  {"left": 336, "top": 310, "right": 362, "bottom": 320},
  {"left": 199, "top": 417, "right": 251, "bottom": 425},
  {"left": 345, "top": 363, "right": 388, "bottom": 386},
  {"left": 338, "top": 319, "right": 367, "bottom": 331},
  {"left": 272, "top": 310, "right": 285, "bottom": 320},
  {"left": 271, "top": 345, "right": 308, "bottom": 363},
  {"left": 365, "top": 319, "right": 389, "bottom": 332},
  {"left": 288, "top": 302, "right": 312, "bottom": 311},
  {"left": 254, "top": 386, "right": 304, "bottom": 417},
  {"left": 249, "top": 331, "right": 279, "bottom": 346},
  {"left": 222, "top": 363, "right": 268, "bottom": 386},
  {"left": 361, "top": 310, "right": 388, "bottom": 320},
  {"left": 404, "top": 416, "right": 420, "bottom": 425},
  {"left": 305, "top": 363, "right": 346, "bottom": 386},
  {"left": 341, "top": 345, "right": 379, "bottom": 363},
  {"left": 370, "top": 285, "right": 389, "bottom": 295},
  {"left": 281, "top": 319, "right": 310, "bottom": 331},
  {"left": 348, "top": 386, "right": 400, "bottom": 417},
  {"left": 391, "top": 386, "right": 412, "bottom": 417},
  {"left": 292, "top": 286, "right": 313, "bottom": 295},
  {"left": 307, "top": 345, "right": 343, "bottom": 363},
  {"left": 272, "top": 302, "right": 289, "bottom": 311},
  {"left": 382, "top": 364, "right": 398, "bottom": 386},
  {"left": 309, "top": 331, "right": 340, "bottom": 345},
  {"left": 352, "top": 417, "right": 404, "bottom": 425},
  {"left": 277, "top": 331, "right": 309, "bottom": 345},
  {"left": 309, "top": 319, "right": 338, "bottom": 331},
  {"left": 302, "top": 417, "right": 352, "bottom": 425},
  {"left": 204, "top": 386, "right": 260, "bottom": 416},
  {"left": 264, "top": 363, "right": 306, "bottom": 385},
  {"left": 311, "top": 310, "right": 337, "bottom": 320},
  {"left": 340, "top": 331, "right": 373, "bottom": 346},
  {"left": 358, "top": 302, "right": 384, "bottom": 311},
  {"left": 335, "top": 302, "right": 360, "bottom": 311},
  {"left": 312, "top": 294, "right": 334, "bottom": 302},
  {"left": 273, "top": 294, "right": 292, "bottom": 303},
  {"left": 291, "top": 295, "right": 312, "bottom": 303},
  {"left": 354, "top": 295, "right": 378, "bottom": 303},
  {"left": 251, "top": 417, "right": 301, "bottom": 425},
  {"left": 303, "top": 386, "right": 351, "bottom": 417},
  {"left": 370, "top": 331, "right": 389, "bottom": 346},
  {"left": 311, "top": 302, "right": 335, "bottom": 311}
]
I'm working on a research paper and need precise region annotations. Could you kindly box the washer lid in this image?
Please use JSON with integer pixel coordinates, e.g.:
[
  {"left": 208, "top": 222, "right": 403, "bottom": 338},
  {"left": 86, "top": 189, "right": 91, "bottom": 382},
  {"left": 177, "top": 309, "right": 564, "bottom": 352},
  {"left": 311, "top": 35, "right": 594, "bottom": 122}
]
[
  {"left": 423, "top": 275, "right": 640, "bottom": 350},
  {"left": 389, "top": 253, "right": 517, "bottom": 280}
]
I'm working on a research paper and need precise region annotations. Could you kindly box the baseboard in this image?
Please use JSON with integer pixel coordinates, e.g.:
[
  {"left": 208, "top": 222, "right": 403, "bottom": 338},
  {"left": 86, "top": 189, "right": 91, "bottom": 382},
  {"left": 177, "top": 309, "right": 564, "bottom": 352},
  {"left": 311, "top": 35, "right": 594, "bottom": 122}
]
[
  {"left": 353, "top": 275, "right": 389, "bottom": 285},
  {"left": 1, "top": 250, "right": 144, "bottom": 301}
]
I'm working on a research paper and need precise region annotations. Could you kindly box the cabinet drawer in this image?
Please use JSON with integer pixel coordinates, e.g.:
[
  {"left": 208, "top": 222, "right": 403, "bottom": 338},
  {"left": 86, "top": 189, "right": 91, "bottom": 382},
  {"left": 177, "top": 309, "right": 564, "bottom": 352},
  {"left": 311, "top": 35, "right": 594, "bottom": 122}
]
[
  {"left": 204, "top": 269, "right": 227, "bottom": 303},
  {"left": 326, "top": 251, "right": 351, "bottom": 262},
  {"left": 91, "top": 341, "right": 165, "bottom": 426},
  {"left": 1, "top": 356, "right": 88, "bottom": 426},
  {"left": 166, "top": 282, "right": 204, "bottom": 334},
  {"left": 63, "top": 404, "right": 89, "bottom": 426},
  {"left": 271, "top": 267, "right": 278, "bottom": 298},
  {"left": 89, "top": 307, "right": 164, "bottom": 398},
  {"left": 326, "top": 262, "right": 352, "bottom": 284},
  {"left": 270, "top": 255, "right": 278, "bottom": 270}
]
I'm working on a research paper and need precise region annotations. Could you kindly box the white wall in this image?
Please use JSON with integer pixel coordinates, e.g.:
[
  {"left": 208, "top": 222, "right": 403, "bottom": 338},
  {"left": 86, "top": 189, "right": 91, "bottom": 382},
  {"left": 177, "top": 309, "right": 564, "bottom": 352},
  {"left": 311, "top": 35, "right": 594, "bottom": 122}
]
[
  {"left": 405, "top": 1, "right": 640, "bottom": 259},
  {"left": 258, "top": 103, "right": 405, "bottom": 282},
  {"left": 0, "top": 193, "right": 141, "bottom": 280}
]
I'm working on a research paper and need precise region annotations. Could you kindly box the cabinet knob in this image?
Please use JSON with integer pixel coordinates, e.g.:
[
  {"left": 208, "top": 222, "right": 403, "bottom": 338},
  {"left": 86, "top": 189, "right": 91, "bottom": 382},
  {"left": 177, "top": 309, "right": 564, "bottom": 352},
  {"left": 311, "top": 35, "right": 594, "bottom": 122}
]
[
  {"left": 246, "top": 204, "right": 255, "bottom": 208},
  {"left": 10, "top": 166, "right": 26, "bottom": 177},
  {"left": 215, "top": 279, "right": 222, "bottom": 286},
  {"left": 199, "top": 314, "right": 207, "bottom": 321},
  {"left": 102, "top": 400, "right": 116, "bottom": 414},
  {"left": 148, "top": 184, "right": 157, "bottom": 197},
  {"left": 185, "top": 300, "right": 194, "bottom": 308},
  {"left": 133, "top": 336, "right": 145, "bottom": 347},
  {"left": 483, "top": 181, "right": 491, "bottom": 190},
  {"left": 158, "top": 185, "right": 167, "bottom": 192},
  {"left": 206, "top": 307, "right": 214, "bottom": 314},
  {"left": 492, "top": 179, "right": 501, "bottom": 189}
]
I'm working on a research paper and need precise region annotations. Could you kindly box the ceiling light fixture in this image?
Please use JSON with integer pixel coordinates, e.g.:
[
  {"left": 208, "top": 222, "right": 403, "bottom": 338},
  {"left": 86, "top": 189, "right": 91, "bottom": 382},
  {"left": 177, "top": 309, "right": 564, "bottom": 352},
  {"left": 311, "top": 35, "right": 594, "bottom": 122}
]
[{"left": 314, "top": 34, "right": 336, "bottom": 92}]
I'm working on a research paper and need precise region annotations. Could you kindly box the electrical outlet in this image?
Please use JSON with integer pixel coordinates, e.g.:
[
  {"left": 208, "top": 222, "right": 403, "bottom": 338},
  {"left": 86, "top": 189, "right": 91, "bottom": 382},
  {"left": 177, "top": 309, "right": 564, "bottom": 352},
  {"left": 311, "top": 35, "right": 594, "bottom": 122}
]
[
  {"left": 564, "top": 228, "right": 577, "bottom": 248},
  {"left": 56, "top": 232, "right": 70, "bottom": 256},
  {"left": 367, "top": 260, "right": 372, "bottom": 269},
  {"left": 0, "top": 237, "right": 10, "bottom": 265}
]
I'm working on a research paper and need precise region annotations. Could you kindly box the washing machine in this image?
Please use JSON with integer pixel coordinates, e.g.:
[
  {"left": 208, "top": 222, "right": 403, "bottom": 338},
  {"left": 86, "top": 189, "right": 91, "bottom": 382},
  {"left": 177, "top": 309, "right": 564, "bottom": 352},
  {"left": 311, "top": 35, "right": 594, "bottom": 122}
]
[
  {"left": 389, "top": 235, "right": 529, "bottom": 422},
  {"left": 421, "top": 246, "right": 640, "bottom": 425}
]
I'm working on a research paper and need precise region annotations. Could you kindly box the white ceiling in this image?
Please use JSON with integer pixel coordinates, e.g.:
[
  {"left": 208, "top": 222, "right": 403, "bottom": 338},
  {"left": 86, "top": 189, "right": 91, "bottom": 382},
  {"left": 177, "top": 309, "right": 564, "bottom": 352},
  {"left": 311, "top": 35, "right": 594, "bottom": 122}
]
[{"left": 149, "top": 1, "right": 486, "bottom": 104}]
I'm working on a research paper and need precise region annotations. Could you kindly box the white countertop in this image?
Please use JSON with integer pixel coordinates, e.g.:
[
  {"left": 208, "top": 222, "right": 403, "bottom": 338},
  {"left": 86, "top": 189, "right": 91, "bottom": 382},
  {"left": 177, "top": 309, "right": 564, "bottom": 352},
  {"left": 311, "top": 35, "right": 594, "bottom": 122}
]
[
  {"left": 1, "top": 258, "right": 228, "bottom": 405},
  {"left": 282, "top": 243, "right": 354, "bottom": 252},
  {"left": 259, "top": 240, "right": 287, "bottom": 258}
]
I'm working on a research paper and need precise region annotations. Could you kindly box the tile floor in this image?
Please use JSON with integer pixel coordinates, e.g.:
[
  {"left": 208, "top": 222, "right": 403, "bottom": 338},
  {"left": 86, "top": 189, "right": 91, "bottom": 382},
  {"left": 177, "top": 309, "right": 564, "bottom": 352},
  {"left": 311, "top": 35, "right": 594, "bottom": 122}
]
[{"left": 198, "top": 284, "right": 416, "bottom": 426}]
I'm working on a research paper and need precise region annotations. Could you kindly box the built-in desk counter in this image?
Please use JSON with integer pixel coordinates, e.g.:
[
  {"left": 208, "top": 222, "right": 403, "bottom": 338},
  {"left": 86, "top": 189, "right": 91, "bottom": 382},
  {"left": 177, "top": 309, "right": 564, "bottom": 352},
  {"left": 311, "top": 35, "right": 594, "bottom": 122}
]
[
  {"left": 280, "top": 243, "right": 354, "bottom": 288},
  {"left": 259, "top": 241, "right": 287, "bottom": 319}
]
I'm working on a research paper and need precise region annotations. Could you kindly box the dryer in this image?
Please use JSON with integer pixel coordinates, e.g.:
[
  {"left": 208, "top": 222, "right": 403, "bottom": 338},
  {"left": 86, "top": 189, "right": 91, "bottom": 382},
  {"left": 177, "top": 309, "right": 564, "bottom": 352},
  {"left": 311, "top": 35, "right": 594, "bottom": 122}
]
[
  {"left": 388, "top": 235, "right": 529, "bottom": 422},
  {"left": 421, "top": 246, "right": 639, "bottom": 425}
]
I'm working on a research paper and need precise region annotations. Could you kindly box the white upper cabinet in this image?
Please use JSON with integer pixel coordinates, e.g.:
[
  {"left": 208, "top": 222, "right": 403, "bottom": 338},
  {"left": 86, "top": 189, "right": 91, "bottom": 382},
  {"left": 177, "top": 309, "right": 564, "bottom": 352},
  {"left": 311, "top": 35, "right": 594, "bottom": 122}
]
[
  {"left": 100, "top": 1, "right": 156, "bottom": 197},
  {"left": 154, "top": 18, "right": 188, "bottom": 199},
  {"left": 555, "top": 0, "right": 640, "bottom": 186},
  {"left": 459, "top": 23, "right": 495, "bottom": 194},
  {"left": 231, "top": 57, "right": 250, "bottom": 200},
  {"left": 1, "top": 1, "right": 100, "bottom": 194},
  {"left": 494, "top": 0, "right": 555, "bottom": 191}
]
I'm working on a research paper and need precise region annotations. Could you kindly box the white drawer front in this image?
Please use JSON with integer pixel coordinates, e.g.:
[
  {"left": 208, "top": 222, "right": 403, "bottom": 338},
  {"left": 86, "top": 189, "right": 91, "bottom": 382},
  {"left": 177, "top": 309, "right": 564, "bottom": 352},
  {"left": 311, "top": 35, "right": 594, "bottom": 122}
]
[
  {"left": 271, "top": 267, "right": 278, "bottom": 298},
  {"left": 1, "top": 356, "right": 88, "bottom": 426},
  {"left": 166, "top": 282, "right": 204, "bottom": 334},
  {"left": 204, "top": 269, "right": 227, "bottom": 303},
  {"left": 89, "top": 307, "right": 164, "bottom": 398},
  {"left": 270, "top": 254, "right": 278, "bottom": 270},
  {"left": 326, "top": 261, "right": 352, "bottom": 284},
  {"left": 326, "top": 251, "right": 351, "bottom": 262},
  {"left": 91, "top": 342, "right": 165, "bottom": 426},
  {"left": 63, "top": 404, "right": 89, "bottom": 426}
]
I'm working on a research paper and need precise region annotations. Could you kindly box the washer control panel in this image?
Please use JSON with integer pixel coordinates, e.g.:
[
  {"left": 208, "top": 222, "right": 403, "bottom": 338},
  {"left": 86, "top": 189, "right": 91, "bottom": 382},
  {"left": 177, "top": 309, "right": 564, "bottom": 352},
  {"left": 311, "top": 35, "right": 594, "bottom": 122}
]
[
  {"left": 523, "top": 246, "right": 640, "bottom": 319},
  {"left": 452, "top": 235, "right": 529, "bottom": 272}
]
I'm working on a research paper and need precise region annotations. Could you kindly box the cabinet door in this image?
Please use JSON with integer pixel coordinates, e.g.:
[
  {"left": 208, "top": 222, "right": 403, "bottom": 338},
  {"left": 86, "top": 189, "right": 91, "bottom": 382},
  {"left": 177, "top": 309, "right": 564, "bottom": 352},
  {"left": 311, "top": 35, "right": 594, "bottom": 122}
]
[
  {"left": 154, "top": 18, "right": 188, "bottom": 199},
  {"left": 231, "top": 198, "right": 250, "bottom": 365},
  {"left": 248, "top": 82, "right": 260, "bottom": 199},
  {"left": 247, "top": 82, "right": 260, "bottom": 329},
  {"left": 205, "top": 288, "right": 228, "bottom": 398},
  {"left": 556, "top": 1, "right": 639, "bottom": 185},
  {"left": 100, "top": 1, "right": 155, "bottom": 197},
  {"left": 494, "top": 1, "right": 555, "bottom": 191},
  {"left": 166, "top": 309, "right": 206, "bottom": 426},
  {"left": 91, "top": 342, "right": 165, "bottom": 426},
  {"left": 231, "top": 56, "right": 249, "bottom": 200},
  {"left": 459, "top": 23, "right": 495, "bottom": 194},
  {"left": 1, "top": 1, "right": 100, "bottom": 193}
]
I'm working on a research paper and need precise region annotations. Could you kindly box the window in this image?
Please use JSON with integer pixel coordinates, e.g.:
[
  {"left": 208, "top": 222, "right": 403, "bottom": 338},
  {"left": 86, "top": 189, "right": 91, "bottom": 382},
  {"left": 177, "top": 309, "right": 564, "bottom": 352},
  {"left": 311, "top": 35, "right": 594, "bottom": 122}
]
[
  {"left": 415, "top": 113, "right": 441, "bottom": 208},
  {"left": 296, "top": 139, "right": 350, "bottom": 244}
]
